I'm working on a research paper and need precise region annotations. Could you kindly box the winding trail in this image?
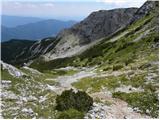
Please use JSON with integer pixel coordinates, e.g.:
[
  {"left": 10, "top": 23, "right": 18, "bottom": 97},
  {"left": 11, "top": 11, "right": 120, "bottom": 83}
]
[
  {"left": 46, "top": 67, "right": 96, "bottom": 94},
  {"left": 46, "top": 67, "right": 151, "bottom": 119}
]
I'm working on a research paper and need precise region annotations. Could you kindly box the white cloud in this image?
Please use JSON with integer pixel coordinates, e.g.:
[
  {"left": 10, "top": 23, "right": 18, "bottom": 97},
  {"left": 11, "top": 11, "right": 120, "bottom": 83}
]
[
  {"left": 43, "top": 3, "right": 55, "bottom": 7},
  {"left": 96, "top": 0, "right": 146, "bottom": 7},
  {"left": 2, "top": 0, "right": 147, "bottom": 21},
  {"left": 97, "top": 0, "right": 146, "bottom": 3},
  {"left": 8, "top": 2, "right": 23, "bottom": 8},
  {"left": 97, "top": 0, "right": 126, "bottom": 3}
]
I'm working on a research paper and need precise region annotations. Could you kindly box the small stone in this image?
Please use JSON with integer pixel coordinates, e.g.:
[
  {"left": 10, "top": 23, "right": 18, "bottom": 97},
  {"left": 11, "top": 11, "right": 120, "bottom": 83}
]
[
  {"left": 146, "top": 109, "right": 150, "bottom": 114},
  {"left": 90, "top": 114, "right": 94, "bottom": 118},
  {"left": 133, "top": 107, "right": 138, "bottom": 111},
  {"left": 129, "top": 88, "right": 132, "bottom": 91},
  {"left": 124, "top": 115, "right": 127, "bottom": 119},
  {"left": 100, "top": 113, "right": 104, "bottom": 118},
  {"left": 94, "top": 108, "right": 99, "bottom": 112},
  {"left": 84, "top": 116, "right": 88, "bottom": 119}
]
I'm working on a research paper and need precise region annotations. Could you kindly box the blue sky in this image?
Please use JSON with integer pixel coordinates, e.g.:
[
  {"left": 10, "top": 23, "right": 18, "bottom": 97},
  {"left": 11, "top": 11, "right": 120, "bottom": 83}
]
[{"left": 2, "top": 0, "right": 147, "bottom": 21}]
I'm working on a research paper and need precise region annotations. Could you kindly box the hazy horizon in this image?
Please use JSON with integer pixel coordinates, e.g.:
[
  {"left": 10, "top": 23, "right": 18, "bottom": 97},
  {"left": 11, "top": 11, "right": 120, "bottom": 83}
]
[
  {"left": 1, "top": 15, "right": 79, "bottom": 22},
  {"left": 2, "top": 0, "right": 147, "bottom": 21}
]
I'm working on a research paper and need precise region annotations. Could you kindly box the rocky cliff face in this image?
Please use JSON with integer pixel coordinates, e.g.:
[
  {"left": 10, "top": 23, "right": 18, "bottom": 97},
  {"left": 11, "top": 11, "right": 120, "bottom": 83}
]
[
  {"left": 58, "top": 8, "right": 138, "bottom": 44},
  {"left": 44, "top": 8, "right": 138, "bottom": 60},
  {"left": 131, "top": 1, "right": 159, "bottom": 23}
]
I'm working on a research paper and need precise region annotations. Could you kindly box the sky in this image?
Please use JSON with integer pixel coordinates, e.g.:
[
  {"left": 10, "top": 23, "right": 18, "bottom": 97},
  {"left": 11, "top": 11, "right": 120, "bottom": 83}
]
[{"left": 1, "top": 0, "right": 147, "bottom": 21}]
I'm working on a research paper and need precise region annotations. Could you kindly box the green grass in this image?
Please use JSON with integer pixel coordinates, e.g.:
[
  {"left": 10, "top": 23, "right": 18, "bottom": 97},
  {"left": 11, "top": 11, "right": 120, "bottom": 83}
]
[
  {"left": 112, "top": 64, "right": 124, "bottom": 71},
  {"left": 30, "top": 57, "right": 76, "bottom": 72},
  {"left": 1, "top": 68, "right": 59, "bottom": 119},
  {"left": 46, "top": 69, "right": 78, "bottom": 76},
  {"left": 128, "top": 14, "right": 154, "bottom": 31},
  {"left": 73, "top": 71, "right": 157, "bottom": 94},
  {"left": 20, "top": 67, "right": 78, "bottom": 86},
  {"left": 72, "top": 76, "right": 121, "bottom": 93},
  {"left": 1, "top": 69, "right": 25, "bottom": 94},
  {"left": 31, "top": 93, "right": 57, "bottom": 119},
  {"left": 2, "top": 85, "right": 58, "bottom": 119},
  {"left": 94, "top": 97, "right": 112, "bottom": 106},
  {"left": 57, "top": 108, "right": 84, "bottom": 119},
  {"left": 118, "top": 74, "right": 147, "bottom": 88},
  {"left": 1, "top": 69, "right": 17, "bottom": 80}
]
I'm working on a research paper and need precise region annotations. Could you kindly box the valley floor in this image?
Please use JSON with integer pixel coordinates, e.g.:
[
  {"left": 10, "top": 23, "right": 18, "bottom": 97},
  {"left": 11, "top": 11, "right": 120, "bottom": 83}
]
[{"left": 1, "top": 62, "right": 158, "bottom": 118}]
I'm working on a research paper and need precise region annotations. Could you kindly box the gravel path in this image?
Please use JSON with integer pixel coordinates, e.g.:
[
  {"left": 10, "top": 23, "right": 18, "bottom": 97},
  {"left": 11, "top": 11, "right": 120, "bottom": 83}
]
[
  {"left": 46, "top": 67, "right": 151, "bottom": 119},
  {"left": 88, "top": 92, "right": 151, "bottom": 119}
]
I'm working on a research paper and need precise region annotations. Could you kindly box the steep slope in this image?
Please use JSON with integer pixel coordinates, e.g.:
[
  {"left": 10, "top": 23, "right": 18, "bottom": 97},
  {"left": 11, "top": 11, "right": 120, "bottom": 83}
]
[
  {"left": 130, "top": 1, "right": 159, "bottom": 22},
  {"left": 1, "top": 19, "right": 76, "bottom": 42},
  {"left": 1, "top": 60, "right": 25, "bottom": 77},
  {"left": 1, "top": 37, "right": 57, "bottom": 65},
  {"left": 1, "top": 39, "right": 36, "bottom": 64},
  {"left": 43, "top": 8, "right": 138, "bottom": 60},
  {"left": 0, "top": 61, "right": 58, "bottom": 118}
]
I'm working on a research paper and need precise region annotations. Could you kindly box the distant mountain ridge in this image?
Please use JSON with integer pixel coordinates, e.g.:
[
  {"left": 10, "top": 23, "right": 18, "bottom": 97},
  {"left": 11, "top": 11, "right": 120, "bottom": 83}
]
[
  {"left": 2, "top": 15, "right": 44, "bottom": 27},
  {"left": 1, "top": 19, "right": 76, "bottom": 42}
]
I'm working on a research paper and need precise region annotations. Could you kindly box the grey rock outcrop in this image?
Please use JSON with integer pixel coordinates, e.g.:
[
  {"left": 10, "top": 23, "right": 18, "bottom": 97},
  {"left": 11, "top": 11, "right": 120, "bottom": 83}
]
[
  {"left": 0, "top": 60, "right": 25, "bottom": 77},
  {"left": 58, "top": 8, "right": 137, "bottom": 44}
]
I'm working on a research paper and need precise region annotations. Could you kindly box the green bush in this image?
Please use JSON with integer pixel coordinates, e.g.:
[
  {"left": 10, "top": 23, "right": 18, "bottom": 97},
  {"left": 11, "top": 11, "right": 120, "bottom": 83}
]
[
  {"left": 56, "top": 89, "right": 93, "bottom": 112},
  {"left": 112, "top": 64, "right": 123, "bottom": 71},
  {"left": 124, "top": 58, "right": 134, "bottom": 66},
  {"left": 139, "top": 63, "right": 152, "bottom": 70},
  {"left": 57, "top": 108, "right": 84, "bottom": 119},
  {"left": 130, "top": 75, "right": 146, "bottom": 88},
  {"left": 103, "top": 66, "right": 112, "bottom": 71}
]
